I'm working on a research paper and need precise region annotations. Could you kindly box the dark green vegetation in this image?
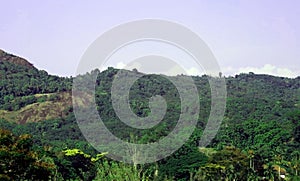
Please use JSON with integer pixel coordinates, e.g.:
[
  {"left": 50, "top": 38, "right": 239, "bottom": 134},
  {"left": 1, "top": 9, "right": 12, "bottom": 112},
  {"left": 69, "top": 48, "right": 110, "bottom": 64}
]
[{"left": 0, "top": 49, "right": 299, "bottom": 180}]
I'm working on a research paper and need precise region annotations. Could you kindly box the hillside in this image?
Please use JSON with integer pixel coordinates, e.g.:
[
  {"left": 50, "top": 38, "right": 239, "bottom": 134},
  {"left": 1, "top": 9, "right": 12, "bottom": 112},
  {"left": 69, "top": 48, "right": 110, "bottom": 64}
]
[
  {"left": 0, "top": 49, "right": 35, "bottom": 69},
  {"left": 0, "top": 49, "right": 72, "bottom": 97},
  {"left": 0, "top": 49, "right": 73, "bottom": 123},
  {"left": 0, "top": 92, "right": 72, "bottom": 124},
  {"left": 0, "top": 49, "right": 299, "bottom": 180}
]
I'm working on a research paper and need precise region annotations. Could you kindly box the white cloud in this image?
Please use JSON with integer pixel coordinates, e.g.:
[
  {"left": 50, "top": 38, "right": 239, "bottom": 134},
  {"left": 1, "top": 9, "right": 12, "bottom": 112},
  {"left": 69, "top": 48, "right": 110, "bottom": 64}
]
[
  {"left": 112, "top": 62, "right": 204, "bottom": 76},
  {"left": 184, "top": 67, "right": 203, "bottom": 76},
  {"left": 104, "top": 62, "right": 299, "bottom": 78},
  {"left": 221, "top": 66, "right": 234, "bottom": 76},
  {"left": 116, "top": 62, "right": 126, "bottom": 69},
  {"left": 237, "top": 64, "right": 298, "bottom": 78}
]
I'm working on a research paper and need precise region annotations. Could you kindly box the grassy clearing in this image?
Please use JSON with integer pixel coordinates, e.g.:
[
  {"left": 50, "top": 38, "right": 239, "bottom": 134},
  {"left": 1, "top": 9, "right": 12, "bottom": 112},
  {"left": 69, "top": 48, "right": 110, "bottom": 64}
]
[{"left": 0, "top": 92, "right": 72, "bottom": 124}]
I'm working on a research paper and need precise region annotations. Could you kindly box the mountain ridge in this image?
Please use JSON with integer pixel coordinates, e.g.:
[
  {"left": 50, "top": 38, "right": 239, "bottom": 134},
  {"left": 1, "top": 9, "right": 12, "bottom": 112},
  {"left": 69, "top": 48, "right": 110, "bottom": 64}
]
[
  {"left": 0, "top": 49, "right": 299, "bottom": 180},
  {"left": 0, "top": 49, "right": 35, "bottom": 69},
  {"left": 0, "top": 49, "right": 299, "bottom": 125}
]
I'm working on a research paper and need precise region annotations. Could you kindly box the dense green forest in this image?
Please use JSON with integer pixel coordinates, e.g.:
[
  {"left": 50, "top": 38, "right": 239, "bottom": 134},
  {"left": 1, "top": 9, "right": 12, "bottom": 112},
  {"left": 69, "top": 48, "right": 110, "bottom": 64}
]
[{"left": 0, "top": 50, "right": 299, "bottom": 180}]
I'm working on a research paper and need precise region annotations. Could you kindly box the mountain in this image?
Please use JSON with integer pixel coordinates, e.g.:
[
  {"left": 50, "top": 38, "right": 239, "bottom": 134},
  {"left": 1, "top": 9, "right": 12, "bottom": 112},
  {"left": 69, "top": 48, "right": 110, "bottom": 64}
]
[
  {"left": 0, "top": 49, "right": 299, "bottom": 180},
  {"left": 0, "top": 49, "right": 35, "bottom": 69},
  {"left": 0, "top": 49, "right": 72, "bottom": 123}
]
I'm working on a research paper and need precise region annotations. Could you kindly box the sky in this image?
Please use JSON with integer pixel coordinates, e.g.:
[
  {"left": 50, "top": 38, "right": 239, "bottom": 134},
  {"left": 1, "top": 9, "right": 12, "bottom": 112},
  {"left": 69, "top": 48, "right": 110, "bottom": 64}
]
[{"left": 0, "top": 0, "right": 300, "bottom": 78}]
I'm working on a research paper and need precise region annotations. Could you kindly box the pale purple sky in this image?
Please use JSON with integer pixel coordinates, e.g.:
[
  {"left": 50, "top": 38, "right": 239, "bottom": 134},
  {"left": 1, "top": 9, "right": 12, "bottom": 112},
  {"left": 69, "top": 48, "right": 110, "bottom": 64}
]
[{"left": 1, "top": 0, "right": 299, "bottom": 77}]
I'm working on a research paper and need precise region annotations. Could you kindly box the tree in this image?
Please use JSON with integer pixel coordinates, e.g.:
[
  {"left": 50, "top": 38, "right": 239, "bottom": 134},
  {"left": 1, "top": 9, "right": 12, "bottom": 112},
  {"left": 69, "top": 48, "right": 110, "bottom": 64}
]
[
  {"left": 289, "top": 151, "right": 300, "bottom": 180},
  {"left": 263, "top": 162, "right": 276, "bottom": 181},
  {"left": 95, "top": 160, "right": 151, "bottom": 181},
  {"left": 57, "top": 148, "right": 106, "bottom": 180},
  {"left": 0, "top": 129, "right": 55, "bottom": 180},
  {"left": 201, "top": 146, "right": 249, "bottom": 180}
]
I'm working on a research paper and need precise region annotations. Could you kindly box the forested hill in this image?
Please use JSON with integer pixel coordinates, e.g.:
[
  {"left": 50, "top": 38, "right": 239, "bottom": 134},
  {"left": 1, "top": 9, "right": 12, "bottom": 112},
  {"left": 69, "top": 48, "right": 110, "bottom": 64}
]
[
  {"left": 0, "top": 49, "right": 298, "bottom": 125},
  {"left": 0, "top": 49, "right": 35, "bottom": 69},
  {"left": 0, "top": 49, "right": 73, "bottom": 123},
  {"left": 0, "top": 49, "right": 72, "bottom": 98},
  {"left": 0, "top": 49, "right": 299, "bottom": 180}
]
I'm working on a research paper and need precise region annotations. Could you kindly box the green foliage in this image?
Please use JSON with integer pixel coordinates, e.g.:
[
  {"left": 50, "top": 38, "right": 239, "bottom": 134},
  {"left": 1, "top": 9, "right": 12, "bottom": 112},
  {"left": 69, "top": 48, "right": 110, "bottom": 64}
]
[
  {"left": 55, "top": 148, "right": 105, "bottom": 180},
  {"left": 0, "top": 57, "right": 299, "bottom": 180},
  {"left": 95, "top": 160, "right": 151, "bottom": 181},
  {"left": 158, "top": 142, "right": 208, "bottom": 180},
  {"left": 0, "top": 60, "right": 72, "bottom": 110},
  {"left": 0, "top": 129, "right": 55, "bottom": 180}
]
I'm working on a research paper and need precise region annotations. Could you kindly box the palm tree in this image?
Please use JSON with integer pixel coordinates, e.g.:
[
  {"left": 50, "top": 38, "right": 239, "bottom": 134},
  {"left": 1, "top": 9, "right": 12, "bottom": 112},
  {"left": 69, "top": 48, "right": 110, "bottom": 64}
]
[
  {"left": 194, "top": 168, "right": 207, "bottom": 181},
  {"left": 225, "top": 164, "right": 237, "bottom": 181},
  {"left": 246, "top": 167, "right": 260, "bottom": 181},
  {"left": 274, "top": 154, "right": 283, "bottom": 180},
  {"left": 273, "top": 147, "right": 288, "bottom": 180},
  {"left": 248, "top": 150, "right": 255, "bottom": 170},
  {"left": 263, "top": 162, "right": 276, "bottom": 181},
  {"left": 290, "top": 151, "right": 300, "bottom": 177}
]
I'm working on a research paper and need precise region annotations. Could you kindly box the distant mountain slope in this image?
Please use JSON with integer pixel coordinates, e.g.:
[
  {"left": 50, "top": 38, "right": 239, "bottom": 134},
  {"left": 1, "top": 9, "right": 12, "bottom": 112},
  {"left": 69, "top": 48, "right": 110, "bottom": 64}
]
[
  {"left": 0, "top": 49, "right": 72, "bottom": 97},
  {"left": 0, "top": 49, "right": 72, "bottom": 123},
  {"left": 0, "top": 49, "right": 35, "bottom": 69},
  {"left": 0, "top": 50, "right": 299, "bottom": 180},
  {"left": 0, "top": 49, "right": 299, "bottom": 128},
  {"left": 0, "top": 92, "right": 72, "bottom": 124}
]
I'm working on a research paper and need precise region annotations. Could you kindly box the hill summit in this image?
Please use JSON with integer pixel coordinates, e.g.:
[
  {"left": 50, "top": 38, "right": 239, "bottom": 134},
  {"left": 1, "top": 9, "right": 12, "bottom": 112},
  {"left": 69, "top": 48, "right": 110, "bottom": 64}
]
[{"left": 0, "top": 49, "right": 35, "bottom": 69}]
